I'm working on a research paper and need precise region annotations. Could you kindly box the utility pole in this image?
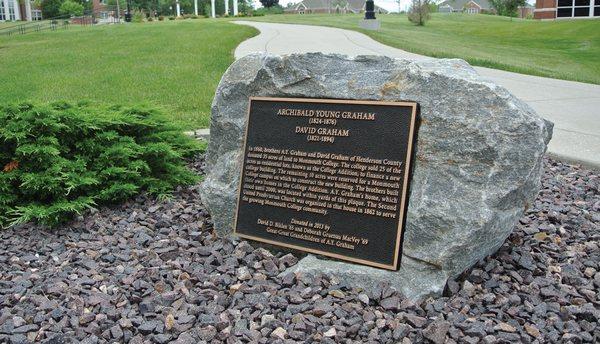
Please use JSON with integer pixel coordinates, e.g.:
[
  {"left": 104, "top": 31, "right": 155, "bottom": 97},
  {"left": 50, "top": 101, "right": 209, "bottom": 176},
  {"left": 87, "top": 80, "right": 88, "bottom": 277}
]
[
  {"left": 116, "top": 0, "right": 120, "bottom": 23},
  {"left": 194, "top": 0, "right": 198, "bottom": 16}
]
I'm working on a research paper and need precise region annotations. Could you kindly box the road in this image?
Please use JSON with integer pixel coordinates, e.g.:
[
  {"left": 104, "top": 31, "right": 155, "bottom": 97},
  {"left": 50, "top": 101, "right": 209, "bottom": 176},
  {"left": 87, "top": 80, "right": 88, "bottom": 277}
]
[{"left": 233, "top": 21, "right": 600, "bottom": 168}]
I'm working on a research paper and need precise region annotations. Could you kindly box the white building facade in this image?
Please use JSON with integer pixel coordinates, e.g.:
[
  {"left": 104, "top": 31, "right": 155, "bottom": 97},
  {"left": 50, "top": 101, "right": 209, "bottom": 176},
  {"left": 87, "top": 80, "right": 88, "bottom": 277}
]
[{"left": 0, "top": 0, "right": 40, "bottom": 22}]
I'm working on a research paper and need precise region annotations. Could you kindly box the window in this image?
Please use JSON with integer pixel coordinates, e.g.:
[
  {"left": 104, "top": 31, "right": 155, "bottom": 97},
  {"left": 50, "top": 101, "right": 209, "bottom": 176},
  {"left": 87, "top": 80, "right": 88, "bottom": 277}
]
[
  {"left": 557, "top": 0, "right": 596, "bottom": 17},
  {"left": 32, "top": 9, "right": 42, "bottom": 21},
  {"left": 0, "top": 1, "right": 5, "bottom": 21},
  {"left": 466, "top": 7, "right": 478, "bottom": 14},
  {"left": 7, "top": 0, "right": 16, "bottom": 21}
]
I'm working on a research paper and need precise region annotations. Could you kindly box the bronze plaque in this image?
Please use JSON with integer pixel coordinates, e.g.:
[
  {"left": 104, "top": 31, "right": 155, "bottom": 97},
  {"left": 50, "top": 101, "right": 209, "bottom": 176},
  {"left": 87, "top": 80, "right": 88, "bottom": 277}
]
[{"left": 234, "top": 97, "right": 418, "bottom": 270}]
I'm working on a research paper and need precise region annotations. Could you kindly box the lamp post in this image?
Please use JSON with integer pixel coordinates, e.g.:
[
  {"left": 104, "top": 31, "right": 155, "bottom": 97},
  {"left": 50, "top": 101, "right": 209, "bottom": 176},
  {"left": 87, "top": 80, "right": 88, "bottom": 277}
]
[
  {"left": 364, "top": 0, "right": 376, "bottom": 20},
  {"left": 359, "top": 0, "right": 379, "bottom": 30},
  {"left": 125, "top": 0, "right": 132, "bottom": 22}
]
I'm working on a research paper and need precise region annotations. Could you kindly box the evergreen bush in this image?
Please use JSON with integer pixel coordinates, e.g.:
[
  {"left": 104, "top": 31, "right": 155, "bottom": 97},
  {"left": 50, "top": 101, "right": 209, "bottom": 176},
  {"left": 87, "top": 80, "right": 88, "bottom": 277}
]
[
  {"left": 132, "top": 10, "right": 146, "bottom": 23},
  {"left": 0, "top": 102, "right": 203, "bottom": 228}
]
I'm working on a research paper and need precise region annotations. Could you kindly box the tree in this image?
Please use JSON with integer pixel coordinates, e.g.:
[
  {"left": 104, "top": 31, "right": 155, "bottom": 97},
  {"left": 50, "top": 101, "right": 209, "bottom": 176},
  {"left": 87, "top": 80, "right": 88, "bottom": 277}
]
[
  {"left": 71, "top": 0, "right": 93, "bottom": 11},
  {"left": 490, "top": 0, "right": 526, "bottom": 18},
  {"left": 107, "top": 0, "right": 126, "bottom": 9},
  {"left": 59, "top": 0, "right": 84, "bottom": 16},
  {"left": 41, "top": 0, "right": 64, "bottom": 18},
  {"left": 408, "top": 0, "right": 430, "bottom": 25},
  {"left": 238, "top": 0, "right": 253, "bottom": 15},
  {"left": 428, "top": 1, "right": 438, "bottom": 12},
  {"left": 259, "top": 0, "right": 278, "bottom": 8}
]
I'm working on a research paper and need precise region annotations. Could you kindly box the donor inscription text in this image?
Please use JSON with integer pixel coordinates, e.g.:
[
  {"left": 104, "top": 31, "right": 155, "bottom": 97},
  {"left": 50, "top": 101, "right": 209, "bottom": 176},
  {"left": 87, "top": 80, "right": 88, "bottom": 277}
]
[{"left": 234, "top": 97, "right": 418, "bottom": 270}]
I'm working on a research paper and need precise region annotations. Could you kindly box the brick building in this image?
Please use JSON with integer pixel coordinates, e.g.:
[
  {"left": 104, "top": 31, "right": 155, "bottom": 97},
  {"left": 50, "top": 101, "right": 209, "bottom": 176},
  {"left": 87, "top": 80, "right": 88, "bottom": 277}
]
[{"left": 534, "top": 0, "right": 600, "bottom": 19}]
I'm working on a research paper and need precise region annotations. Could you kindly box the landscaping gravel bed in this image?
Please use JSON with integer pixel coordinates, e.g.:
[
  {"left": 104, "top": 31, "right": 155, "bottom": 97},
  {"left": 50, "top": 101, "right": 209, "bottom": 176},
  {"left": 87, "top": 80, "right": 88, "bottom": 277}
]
[{"left": 0, "top": 157, "right": 598, "bottom": 344}]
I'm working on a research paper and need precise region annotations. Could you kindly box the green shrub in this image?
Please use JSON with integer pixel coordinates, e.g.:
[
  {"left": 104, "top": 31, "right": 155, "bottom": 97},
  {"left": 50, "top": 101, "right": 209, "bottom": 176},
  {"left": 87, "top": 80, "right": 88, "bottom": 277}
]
[
  {"left": 0, "top": 102, "right": 204, "bottom": 228},
  {"left": 158, "top": 15, "right": 165, "bottom": 21},
  {"left": 132, "top": 10, "right": 146, "bottom": 23},
  {"left": 59, "top": 0, "right": 84, "bottom": 17},
  {"left": 168, "top": 16, "right": 175, "bottom": 20}
]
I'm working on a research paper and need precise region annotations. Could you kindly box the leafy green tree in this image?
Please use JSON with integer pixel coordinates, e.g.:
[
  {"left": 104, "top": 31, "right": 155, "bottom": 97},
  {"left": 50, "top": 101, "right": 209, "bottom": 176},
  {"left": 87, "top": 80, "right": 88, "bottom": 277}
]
[
  {"left": 41, "top": 0, "right": 65, "bottom": 19},
  {"left": 408, "top": 0, "right": 430, "bottom": 25},
  {"left": 490, "top": 0, "right": 526, "bottom": 17},
  {"left": 107, "top": 0, "right": 126, "bottom": 8},
  {"left": 238, "top": 0, "right": 253, "bottom": 15},
  {"left": 254, "top": 3, "right": 283, "bottom": 14},
  {"left": 60, "top": 0, "right": 84, "bottom": 16},
  {"left": 259, "top": 0, "right": 278, "bottom": 8},
  {"left": 71, "top": 0, "right": 93, "bottom": 11},
  {"left": 428, "top": 2, "right": 438, "bottom": 12}
]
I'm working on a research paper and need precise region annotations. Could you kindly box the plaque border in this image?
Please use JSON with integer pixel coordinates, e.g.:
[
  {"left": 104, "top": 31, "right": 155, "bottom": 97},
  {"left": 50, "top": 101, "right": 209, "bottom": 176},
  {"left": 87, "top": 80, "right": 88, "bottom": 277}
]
[{"left": 233, "top": 97, "right": 418, "bottom": 270}]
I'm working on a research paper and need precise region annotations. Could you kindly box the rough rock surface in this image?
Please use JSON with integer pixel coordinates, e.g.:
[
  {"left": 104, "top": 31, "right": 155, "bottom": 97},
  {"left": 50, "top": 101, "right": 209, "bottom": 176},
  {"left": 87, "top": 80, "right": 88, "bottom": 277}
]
[
  {"left": 0, "top": 157, "right": 598, "bottom": 343},
  {"left": 200, "top": 53, "right": 553, "bottom": 300}
]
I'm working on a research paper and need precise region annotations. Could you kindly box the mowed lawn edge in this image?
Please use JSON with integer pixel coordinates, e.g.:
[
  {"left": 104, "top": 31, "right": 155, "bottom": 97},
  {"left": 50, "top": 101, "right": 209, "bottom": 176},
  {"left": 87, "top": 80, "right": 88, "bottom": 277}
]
[
  {"left": 239, "top": 13, "right": 600, "bottom": 85},
  {"left": 0, "top": 20, "right": 259, "bottom": 129}
]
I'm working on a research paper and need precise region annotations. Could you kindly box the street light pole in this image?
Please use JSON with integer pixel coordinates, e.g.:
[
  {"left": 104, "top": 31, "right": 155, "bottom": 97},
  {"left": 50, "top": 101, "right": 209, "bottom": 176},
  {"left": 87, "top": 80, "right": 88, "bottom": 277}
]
[
  {"left": 360, "top": 0, "right": 379, "bottom": 30},
  {"left": 364, "top": 0, "right": 376, "bottom": 20},
  {"left": 125, "top": 0, "right": 132, "bottom": 22}
]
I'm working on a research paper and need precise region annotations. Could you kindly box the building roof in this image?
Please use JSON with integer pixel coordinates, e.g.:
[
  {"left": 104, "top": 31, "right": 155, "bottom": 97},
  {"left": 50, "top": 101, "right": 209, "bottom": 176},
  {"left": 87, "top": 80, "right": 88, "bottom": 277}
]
[
  {"left": 439, "top": 0, "right": 493, "bottom": 10},
  {"left": 290, "top": 0, "right": 389, "bottom": 13}
]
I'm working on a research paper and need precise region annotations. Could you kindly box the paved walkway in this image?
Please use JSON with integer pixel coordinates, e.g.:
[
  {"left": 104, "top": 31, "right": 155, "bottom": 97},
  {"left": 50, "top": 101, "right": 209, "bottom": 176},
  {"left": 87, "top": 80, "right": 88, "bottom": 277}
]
[{"left": 234, "top": 21, "right": 600, "bottom": 168}]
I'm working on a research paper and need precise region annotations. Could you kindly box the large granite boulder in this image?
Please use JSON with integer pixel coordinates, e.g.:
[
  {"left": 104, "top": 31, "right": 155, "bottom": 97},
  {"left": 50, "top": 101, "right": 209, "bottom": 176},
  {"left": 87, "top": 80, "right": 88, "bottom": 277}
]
[{"left": 199, "top": 53, "right": 552, "bottom": 300}]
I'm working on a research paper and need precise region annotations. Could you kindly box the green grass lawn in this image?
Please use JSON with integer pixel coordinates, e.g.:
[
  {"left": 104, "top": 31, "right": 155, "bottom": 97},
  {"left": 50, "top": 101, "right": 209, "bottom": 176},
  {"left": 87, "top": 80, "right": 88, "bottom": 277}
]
[
  {"left": 242, "top": 13, "right": 600, "bottom": 85},
  {"left": 0, "top": 20, "right": 257, "bottom": 128}
]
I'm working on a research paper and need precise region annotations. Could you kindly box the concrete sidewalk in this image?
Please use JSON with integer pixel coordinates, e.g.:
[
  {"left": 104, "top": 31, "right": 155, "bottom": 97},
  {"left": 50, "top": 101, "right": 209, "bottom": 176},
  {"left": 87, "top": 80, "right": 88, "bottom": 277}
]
[{"left": 233, "top": 21, "right": 600, "bottom": 168}]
